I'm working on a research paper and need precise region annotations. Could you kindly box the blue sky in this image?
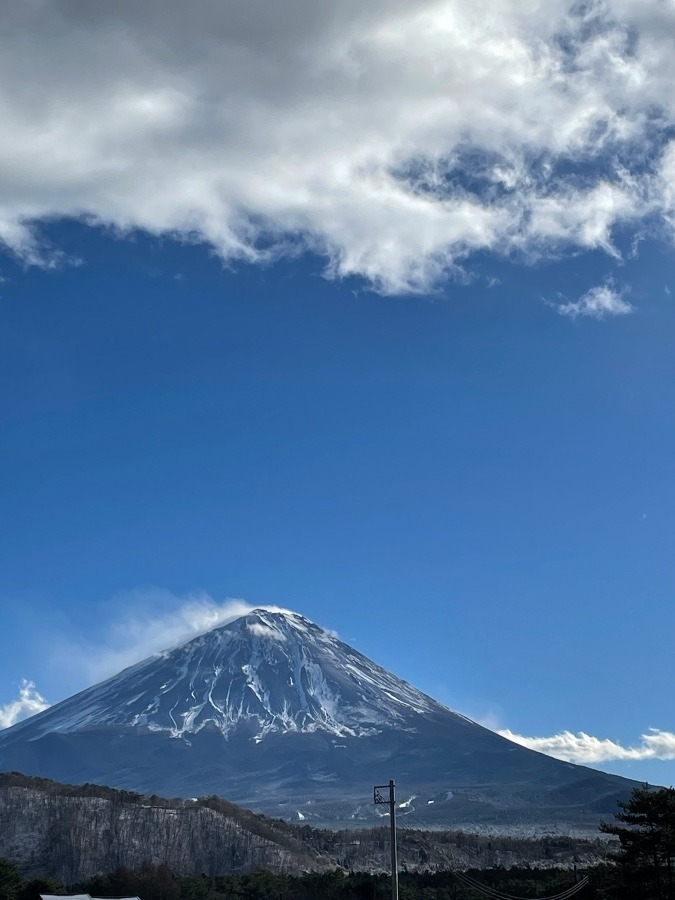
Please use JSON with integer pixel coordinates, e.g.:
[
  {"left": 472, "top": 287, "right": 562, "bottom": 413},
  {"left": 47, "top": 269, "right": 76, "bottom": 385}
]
[{"left": 1, "top": 0, "right": 675, "bottom": 789}]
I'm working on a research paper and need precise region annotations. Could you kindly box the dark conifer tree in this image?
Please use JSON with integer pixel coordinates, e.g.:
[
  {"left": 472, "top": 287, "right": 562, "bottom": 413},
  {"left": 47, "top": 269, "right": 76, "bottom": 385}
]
[
  {"left": 0, "top": 859, "right": 23, "bottom": 900},
  {"left": 601, "top": 784, "right": 675, "bottom": 899}
]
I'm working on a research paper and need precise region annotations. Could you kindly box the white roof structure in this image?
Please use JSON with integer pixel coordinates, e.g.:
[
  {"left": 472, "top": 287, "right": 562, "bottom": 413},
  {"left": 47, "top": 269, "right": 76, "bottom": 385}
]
[
  {"left": 41, "top": 896, "right": 92, "bottom": 900},
  {"left": 41, "top": 895, "right": 140, "bottom": 900}
]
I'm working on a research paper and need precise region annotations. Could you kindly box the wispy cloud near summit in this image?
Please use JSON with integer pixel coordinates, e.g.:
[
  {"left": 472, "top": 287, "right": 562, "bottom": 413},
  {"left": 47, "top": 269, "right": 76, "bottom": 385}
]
[
  {"left": 51, "top": 591, "right": 295, "bottom": 687},
  {"left": 0, "top": 0, "right": 673, "bottom": 293}
]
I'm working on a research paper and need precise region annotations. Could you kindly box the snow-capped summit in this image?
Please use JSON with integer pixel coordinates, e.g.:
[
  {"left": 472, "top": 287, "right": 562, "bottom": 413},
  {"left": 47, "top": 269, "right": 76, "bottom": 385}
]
[
  {"left": 5, "top": 609, "right": 443, "bottom": 745},
  {"left": 0, "top": 608, "right": 637, "bottom": 832}
]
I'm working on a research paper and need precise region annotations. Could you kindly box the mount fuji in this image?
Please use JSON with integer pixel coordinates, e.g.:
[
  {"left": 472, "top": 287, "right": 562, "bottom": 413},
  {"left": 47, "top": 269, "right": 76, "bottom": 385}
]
[{"left": 0, "top": 608, "right": 636, "bottom": 831}]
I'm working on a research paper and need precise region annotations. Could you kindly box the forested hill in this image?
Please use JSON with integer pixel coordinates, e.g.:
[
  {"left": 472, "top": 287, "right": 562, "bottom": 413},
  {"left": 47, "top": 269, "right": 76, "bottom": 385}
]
[
  {"left": 0, "top": 772, "right": 328, "bottom": 882},
  {"left": 0, "top": 773, "right": 610, "bottom": 882}
]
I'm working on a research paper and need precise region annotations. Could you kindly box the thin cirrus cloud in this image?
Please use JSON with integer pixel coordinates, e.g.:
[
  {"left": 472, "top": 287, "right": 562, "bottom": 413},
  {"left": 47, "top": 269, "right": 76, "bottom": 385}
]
[
  {"left": 499, "top": 728, "right": 675, "bottom": 764},
  {"left": 0, "top": 0, "right": 673, "bottom": 294}
]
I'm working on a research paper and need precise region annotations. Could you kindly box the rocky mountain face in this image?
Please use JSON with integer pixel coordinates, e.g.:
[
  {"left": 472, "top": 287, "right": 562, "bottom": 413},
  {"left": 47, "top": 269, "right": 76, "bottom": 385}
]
[
  {"left": 0, "top": 608, "right": 638, "bottom": 831},
  {"left": 0, "top": 774, "right": 610, "bottom": 881}
]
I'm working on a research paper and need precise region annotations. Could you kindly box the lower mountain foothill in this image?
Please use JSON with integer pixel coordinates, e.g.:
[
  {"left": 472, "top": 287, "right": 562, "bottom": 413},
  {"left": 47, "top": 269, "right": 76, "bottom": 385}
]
[{"left": 0, "top": 773, "right": 610, "bottom": 882}]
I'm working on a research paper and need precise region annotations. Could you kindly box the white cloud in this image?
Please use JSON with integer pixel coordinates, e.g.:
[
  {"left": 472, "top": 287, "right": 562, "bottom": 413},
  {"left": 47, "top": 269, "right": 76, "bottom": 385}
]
[
  {"left": 557, "top": 284, "right": 634, "bottom": 319},
  {"left": 0, "top": 679, "right": 50, "bottom": 729},
  {"left": 52, "top": 591, "right": 296, "bottom": 685},
  {"left": 0, "top": 1, "right": 672, "bottom": 293},
  {"left": 499, "top": 727, "right": 675, "bottom": 764}
]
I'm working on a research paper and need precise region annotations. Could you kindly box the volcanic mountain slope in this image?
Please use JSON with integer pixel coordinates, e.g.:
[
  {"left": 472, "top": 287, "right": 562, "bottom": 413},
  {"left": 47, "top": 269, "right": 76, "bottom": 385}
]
[{"left": 0, "top": 608, "right": 637, "bottom": 831}]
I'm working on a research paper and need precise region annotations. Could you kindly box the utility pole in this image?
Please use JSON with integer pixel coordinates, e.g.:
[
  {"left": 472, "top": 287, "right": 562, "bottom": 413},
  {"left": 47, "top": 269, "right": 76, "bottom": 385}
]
[{"left": 374, "top": 780, "right": 398, "bottom": 900}]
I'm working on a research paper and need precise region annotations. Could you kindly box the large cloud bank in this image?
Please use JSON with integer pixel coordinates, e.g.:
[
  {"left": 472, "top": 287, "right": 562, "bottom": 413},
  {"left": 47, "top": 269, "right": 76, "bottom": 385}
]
[{"left": 0, "top": 0, "right": 674, "bottom": 293}]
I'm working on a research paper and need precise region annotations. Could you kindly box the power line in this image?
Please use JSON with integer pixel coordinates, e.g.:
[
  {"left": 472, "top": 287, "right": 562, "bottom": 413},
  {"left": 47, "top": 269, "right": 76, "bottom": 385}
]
[{"left": 453, "top": 871, "right": 589, "bottom": 900}]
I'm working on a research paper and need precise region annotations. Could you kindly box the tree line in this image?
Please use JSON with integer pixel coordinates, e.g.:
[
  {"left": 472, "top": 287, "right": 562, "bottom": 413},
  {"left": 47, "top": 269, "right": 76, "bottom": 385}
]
[{"left": 0, "top": 859, "right": 596, "bottom": 900}]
